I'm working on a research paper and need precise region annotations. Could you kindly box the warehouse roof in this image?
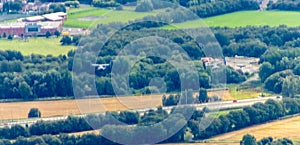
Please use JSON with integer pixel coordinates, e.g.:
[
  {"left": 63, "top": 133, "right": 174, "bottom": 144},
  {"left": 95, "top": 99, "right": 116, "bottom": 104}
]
[{"left": 24, "top": 16, "right": 45, "bottom": 22}]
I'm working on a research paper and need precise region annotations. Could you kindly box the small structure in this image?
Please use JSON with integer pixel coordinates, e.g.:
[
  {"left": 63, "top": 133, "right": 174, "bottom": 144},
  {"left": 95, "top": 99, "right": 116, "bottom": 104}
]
[{"left": 201, "top": 57, "right": 213, "bottom": 63}]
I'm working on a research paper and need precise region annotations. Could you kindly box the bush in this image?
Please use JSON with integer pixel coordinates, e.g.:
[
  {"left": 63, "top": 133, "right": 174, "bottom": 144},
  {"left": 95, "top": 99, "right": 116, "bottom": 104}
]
[
  {"left": 135, "top": 0, "right": 153, "bottom": 12},
  {"left": 92, "top": 0, "right": 119, "bottom": 8},
  {"left": 45, "top": 31, "right": 52, "bottom": 38},
  {"left": 7, "top": 35, "right": 13, "bottom": 40},
  {"left": 65, "top": 1, "right": 80, "bottom": 8},
  {"left": 60, "top": 36, "right": 72, "bottom": 45},
  {"left": 28, "top": 108, "right": 41, "bottom": 118}
]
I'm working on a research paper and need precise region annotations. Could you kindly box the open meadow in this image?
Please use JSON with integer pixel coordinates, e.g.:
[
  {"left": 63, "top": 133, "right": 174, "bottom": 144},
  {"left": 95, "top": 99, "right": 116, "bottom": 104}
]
[
  {"left": 228, "top": 85, "right": 262, "bottom": 100},
  {"left": 162, "top": 10, "right": 300, "bottom": 29},
  {"left": 64, "top": 7, "right": 164, "bottom": 28},
  {"left": 0, "top": 37, "right": 75, "bottom": 56}
]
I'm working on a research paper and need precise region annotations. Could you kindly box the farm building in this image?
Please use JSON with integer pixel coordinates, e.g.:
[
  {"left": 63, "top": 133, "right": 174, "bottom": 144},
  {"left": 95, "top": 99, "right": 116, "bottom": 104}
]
[{"left": 0, "top": 21, "right": 62, "bottom": 37}]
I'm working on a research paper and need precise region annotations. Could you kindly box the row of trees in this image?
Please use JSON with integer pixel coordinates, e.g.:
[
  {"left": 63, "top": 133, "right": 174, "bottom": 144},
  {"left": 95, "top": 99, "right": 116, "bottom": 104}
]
[
  {"left": 1, "top": 133, "right": 291, "bottom": 145},
  {"left": 0, "top": 108, "right": 169, "bottom": 141},
  {"left": 188, "top": 98, "right": 299, "bottom": 140},
  {"left": 0, "top": 134, "right": 117, "bottom": 145},
  {"left": 189, "top": 0, "right": 259, "bottom": 18},
  {"left": 241, "top": 134, "right": 293, "bottom": 145},
  {"left": 162, "top": 88, "right": 220, "bottom": 106}
]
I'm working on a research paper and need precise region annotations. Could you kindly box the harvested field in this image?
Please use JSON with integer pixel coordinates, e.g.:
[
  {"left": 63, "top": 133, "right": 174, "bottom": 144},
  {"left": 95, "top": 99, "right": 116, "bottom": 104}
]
[
  {"left": 211, "top": 116, "right": 300, "bottom": 142},
  {"left": 0, "top": 95, "right": 162, "bottom": 120},
  {"left": 0, "top": 90, "right": 230, "bottom": 120}
]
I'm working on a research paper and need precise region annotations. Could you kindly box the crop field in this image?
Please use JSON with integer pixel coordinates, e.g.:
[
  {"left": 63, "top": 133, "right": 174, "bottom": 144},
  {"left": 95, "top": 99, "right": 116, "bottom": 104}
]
[
  {"left": 162, "top": 10, "right": 300, "bottom": 29},
  {"left": 0, "top": 90, "right": 230, "bottom": 120},
  {"left": 0, "top": 37, "right": 75, "bottom": 56},
  {"left": 210, "top": 116, "right": 300, "bottom": 142},
  {"left": 0, "top": 94, "right": 162, "bottom": 120},
  {"left": 64, "top": 7, "right": 163, "bottom": 28}
]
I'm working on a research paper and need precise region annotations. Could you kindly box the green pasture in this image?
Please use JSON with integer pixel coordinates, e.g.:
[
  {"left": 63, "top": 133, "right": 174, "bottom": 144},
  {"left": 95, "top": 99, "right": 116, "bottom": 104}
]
[
  {"left": 64, "top": 7, "right": 163, "bottom": 28},
  {"left": 162, "top": 10, "right": 300, "bottom": 29},
  {"left": 0, "top": 37, "right": 75, "bottom": 56}
]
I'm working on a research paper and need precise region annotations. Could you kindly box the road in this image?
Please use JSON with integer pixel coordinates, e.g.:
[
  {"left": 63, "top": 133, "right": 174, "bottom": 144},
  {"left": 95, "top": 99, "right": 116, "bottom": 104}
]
[
  {"left": 0, "top": 96, "right": 281, "bottom": 128},
  {"left": 139, "top": 96, "right": 280, "bottom": 114}
]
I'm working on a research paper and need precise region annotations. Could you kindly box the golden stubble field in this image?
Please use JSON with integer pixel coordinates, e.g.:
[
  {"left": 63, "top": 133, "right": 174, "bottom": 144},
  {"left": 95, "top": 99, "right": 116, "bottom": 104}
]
[
  {"left": 211, "top": 116, "right": 300, "bottom": 142},
  {"left": 0, "top": 90, "right": 231, "bottom": 120}
]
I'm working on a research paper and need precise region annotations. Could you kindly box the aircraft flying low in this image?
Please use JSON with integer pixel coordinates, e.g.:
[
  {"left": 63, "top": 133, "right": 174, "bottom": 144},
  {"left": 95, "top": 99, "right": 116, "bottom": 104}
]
[{"left": 92, "top": 64, "right": 110, "bottom": 70}]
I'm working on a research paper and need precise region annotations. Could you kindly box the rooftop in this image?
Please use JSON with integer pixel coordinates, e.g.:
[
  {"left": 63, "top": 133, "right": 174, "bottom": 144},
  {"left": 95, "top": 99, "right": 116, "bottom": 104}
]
[
  {"left": 43, "top": 13, "right": 63, "bottom": 21},
  {"left": 24, "top": 16, "right": 45, "bottom": 22}
]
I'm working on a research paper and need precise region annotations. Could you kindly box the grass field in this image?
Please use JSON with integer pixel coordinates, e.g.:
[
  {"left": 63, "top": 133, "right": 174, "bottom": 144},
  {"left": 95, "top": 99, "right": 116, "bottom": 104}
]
[
  {"left": 228, "top": 84, "right": 263, "bottom": 100},
  {"left": 210, "top": 115, "right": 300, "bottom": 142},
  {"left": 0, "top": 37, "right": 75, "bottom": 56},
  {"left": 64, "top": 7, "right": 163, "bottom": 28},
  {"left": 209, "top": 108, "right": 242, "bottom": 118},
  {"left": 162, "top": 10, "right": 300, "bottom": 29}
]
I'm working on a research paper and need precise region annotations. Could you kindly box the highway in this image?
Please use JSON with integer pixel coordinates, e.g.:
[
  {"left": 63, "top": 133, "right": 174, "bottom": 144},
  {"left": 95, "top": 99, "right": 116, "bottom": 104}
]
[
  {"left": 0, "top": 96, "right": 281, "bottom": 128},
  {"left": 138, "top": 96, "right": 281, "bottom": 114}
]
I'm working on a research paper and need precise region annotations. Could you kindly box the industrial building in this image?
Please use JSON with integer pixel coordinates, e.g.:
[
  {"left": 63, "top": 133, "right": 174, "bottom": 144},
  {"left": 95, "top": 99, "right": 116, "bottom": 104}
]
[
  {"left": 0, "top": 21, "right": 62, "bottom": 37},
  {"left": 18, "top": 12, "right": 67, "bottom": 22}
]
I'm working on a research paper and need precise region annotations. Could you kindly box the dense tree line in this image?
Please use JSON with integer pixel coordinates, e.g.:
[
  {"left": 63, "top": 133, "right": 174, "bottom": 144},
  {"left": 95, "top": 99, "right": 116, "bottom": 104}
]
[
  {"left": 188, "top": 98, "right": 300, "bottom": 140},
  {"left": 1, "top": 133, "right": 292, "bottom": 145},
  {"left": 189, "top": 0, "right": 259, "bottom": 18},
  {"left": 4, "top": 23, "right": 300, "bottom": 100},
  {"left": 0, "top": 111, "right": 136, "bottom": 140},
  {"left": 49, "top": 3, "right": 67, "bottom": 13},
  {"left": 0, "top": 51, "right": 72, "bottom": 100},
  {"left": 212, "top": 25, "right": 300, "bottom": 57},
  {"left": 259, "top": 49, "right": 300, "bottom": 96},
  {"left": 2, "top": 0, "right": 22, "bottom": 13},
  {"left": 4, "top": 23, "right": 300, "bottom": 99},
  {"left": 8, "top": 22, "right": 299, "bottom": 99},
  {"left": 268, "top": 0, "right": 300, "bottom": 11}
]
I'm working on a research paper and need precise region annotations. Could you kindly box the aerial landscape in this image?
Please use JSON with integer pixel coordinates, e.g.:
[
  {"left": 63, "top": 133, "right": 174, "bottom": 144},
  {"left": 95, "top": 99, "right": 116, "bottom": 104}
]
[{"left": 0, "top": 0, "right": 299, "bottom": 144}]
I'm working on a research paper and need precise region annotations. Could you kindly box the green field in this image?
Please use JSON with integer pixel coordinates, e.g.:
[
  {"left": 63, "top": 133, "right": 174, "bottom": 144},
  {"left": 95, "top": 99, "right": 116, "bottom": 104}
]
[
  {"left": 0, "top": 37, "right": 75, "bottom": 56},
  {"left": 64, "top": 7, "right": 163, "bottom": 28},
  {"left": 228, "top": 84, "right": 266, "bottom": 100},
  {"left": 162, "top": 10, "right": 300, "bottom": 29}
]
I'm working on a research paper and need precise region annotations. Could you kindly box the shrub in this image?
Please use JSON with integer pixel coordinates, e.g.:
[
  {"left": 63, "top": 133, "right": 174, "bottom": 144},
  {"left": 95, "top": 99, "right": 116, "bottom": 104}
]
[{"left": 28, "top": 108, "right": 41, "bottom": 118}]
